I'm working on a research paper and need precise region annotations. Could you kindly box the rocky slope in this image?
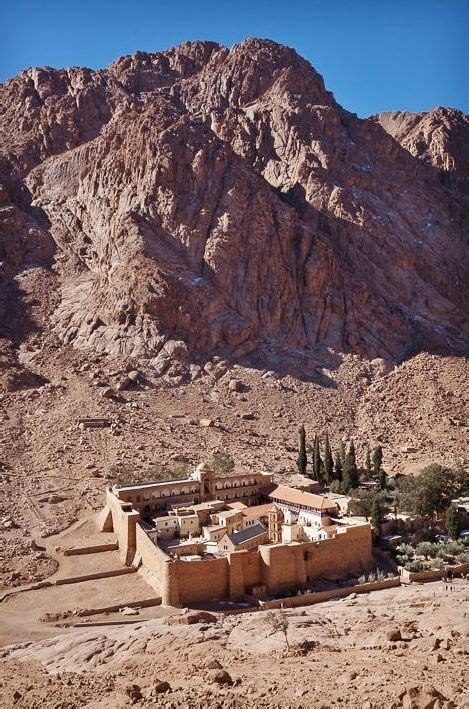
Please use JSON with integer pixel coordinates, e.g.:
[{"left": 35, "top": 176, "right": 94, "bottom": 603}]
[
  {"left": 1, "top": 581, "right": 468, "bottom": 708},
  {"left": 1, "top": 39, "right": 468, "bottom": 373},
  {"left": 375, "top": 107, "right": 469, "bottom": 193}
]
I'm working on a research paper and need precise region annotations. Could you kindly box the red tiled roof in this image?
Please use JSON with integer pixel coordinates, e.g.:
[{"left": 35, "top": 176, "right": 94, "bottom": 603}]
[
  {"left": 269, "top": 485, "right": 338, "bottom": 512},
  {"left": 241, "top": 503, "right": 274, "bottom": 519}
]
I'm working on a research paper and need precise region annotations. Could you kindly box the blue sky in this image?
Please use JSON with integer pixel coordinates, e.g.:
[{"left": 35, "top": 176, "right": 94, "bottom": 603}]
[{"left": 1, "top": 0, "right": 467, "bottom": 117}]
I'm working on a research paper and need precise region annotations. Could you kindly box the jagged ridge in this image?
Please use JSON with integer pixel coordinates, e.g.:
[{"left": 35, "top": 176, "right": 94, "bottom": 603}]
[{"left": 0, "top": 39, "right": 468, "bottom": 373}]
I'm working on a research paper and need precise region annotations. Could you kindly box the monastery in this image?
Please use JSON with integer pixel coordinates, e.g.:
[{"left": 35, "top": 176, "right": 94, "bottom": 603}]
[{"left": 100, "top": 463, "right": 374, "bottom": 606}]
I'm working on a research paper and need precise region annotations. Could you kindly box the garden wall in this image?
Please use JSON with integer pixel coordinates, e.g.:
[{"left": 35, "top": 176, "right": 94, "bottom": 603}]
[{"left": 399, "top": 562, "right": 469, "bottom": 584}]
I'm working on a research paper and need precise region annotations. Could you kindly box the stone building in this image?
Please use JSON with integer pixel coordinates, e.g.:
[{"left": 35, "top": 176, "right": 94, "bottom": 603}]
[
  {"left": 219, "top": 523, "right": 269, "bottom": 552},
  {"left": 114, "top": 463, "right": 273, "bottom": 516},
  {"left": 100, "top": 464, "right": 374, "bottom": 606}
]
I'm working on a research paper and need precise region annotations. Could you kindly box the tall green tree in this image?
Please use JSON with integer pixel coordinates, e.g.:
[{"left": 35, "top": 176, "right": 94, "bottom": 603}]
[
  {"left": 365, "top": 447, "right": 372, "bottom": 479},
  {"left": 370, "top": 496, "right": 381, "bottom": 539},
  {"left": 378, "top": 467, "right": 388, "bottom": 490},
  {"left": 313, "top": 435, "right": 323, "bottom": 483},
  {"left": 348, "top": 489, "right": 376, "bottom": 520},
  {"left": 324, "top": 432, "right": 333, "bottom": 484},
  {"left": 445, "top": 504, "right": 460, "bottom": 540},
  {"left": 339, "top": 440, "right": 346, "bottom": 465},
  {"left": 334, "top": 451, "right": 343, "bottom": 482},
  {"left": 296, "top": 426, "right": 307, "bottom": 475},
  {"left": 398, "top": 464, "right": 457, "bottom": 517},
  {"left": 372, "top": 445, "right": 383, "bottom": 476},
  {"left": 342, "top": 440, "right": 359, "bottom": 492}
]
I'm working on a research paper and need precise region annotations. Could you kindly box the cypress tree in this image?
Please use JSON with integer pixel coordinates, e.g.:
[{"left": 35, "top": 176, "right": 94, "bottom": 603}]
[
  {"left": 313, "top": 435, "right": 323, "bottom": 483},
  {"left": 342, "top": 439, "right": 359, "bottom": 492},
  {"left": 333, "top": 451, "right": 342, "bottom": 482},
  {"left": 365, "top": 448, "right": 372, "bottom": 479},
  {"left": 445, "top": 504, "right": 460, "bottom": 540},
  {"left": 296, "top": 425, "right": 307, "bottom": 475},
  {"left": 378, "top": 467, "right": 388, "bottom": 490},
  {"left": 339, "top": 440, "right": 346, "bottom": 465},
  {"left": 372, "top": 445, "right": 383, "bottom": 477},
  {"left": 324, "top": 431, "right": 333, "bottom": 484},
  {"left": 370, "top": 496, "right": 381, "bottom": 540}
]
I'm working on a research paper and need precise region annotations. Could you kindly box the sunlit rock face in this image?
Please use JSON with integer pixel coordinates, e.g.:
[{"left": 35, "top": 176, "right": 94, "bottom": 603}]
[{"left": 1, "top": 39, "right": 468, "bottom": 364}]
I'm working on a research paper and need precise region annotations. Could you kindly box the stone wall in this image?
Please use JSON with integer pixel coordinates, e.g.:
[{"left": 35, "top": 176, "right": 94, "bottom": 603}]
[
  {"left": 399, "top": 562, "right": 469, "bottom": 584},
  {"left": 102, "top": 492, "right": 373, "bottom": 607},
  {"left": 172, "top": 556, "right": 229, "bottom": 605},
  {"left": 104, "top": 489, "right": 140, "bottom": 564},
  {"left": 259, "top": 524, "right": 373, "bottom": 594},
  {"left": 258, "top": 577, "right": 401, "bottom": 609},
  {"left": 134, "top": 521, "right": 174, "bottom": 603}
]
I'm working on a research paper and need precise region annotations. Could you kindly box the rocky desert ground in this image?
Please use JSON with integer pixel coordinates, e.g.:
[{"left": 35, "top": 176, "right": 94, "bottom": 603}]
[{"left": 1, "top": 556, "right": 468, "bottom": 708}]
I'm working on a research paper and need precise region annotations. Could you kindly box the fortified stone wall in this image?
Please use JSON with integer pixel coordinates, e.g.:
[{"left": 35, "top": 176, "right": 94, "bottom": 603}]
[
  {"left": 172, "top": 556, "right": 229, "bottom": 605},
  {"left": 135, "top": 521, "right": 173, "bottom": 602},
  {"left": 259, "top": 524, "right": 373, "bottom": 593},
  {"left": 102, "top": 491, "right": 373, "bottom": 606},
  {"left": 104, "top": 489, "right": 140, "bottom": 565}
]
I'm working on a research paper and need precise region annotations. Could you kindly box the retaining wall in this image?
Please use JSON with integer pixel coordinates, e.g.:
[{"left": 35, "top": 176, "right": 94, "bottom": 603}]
[
  {"left": 54, "top": 566, "right": 136, "bottom": 585},
  {"left": 399, "top": 562, "right": 469, "bottom": 584},
  {"left": 258, "top": 577, "right": 401, "bottom": 609},
  {"left": 64, "top": 542, "right": 119, "bottom": 556}
]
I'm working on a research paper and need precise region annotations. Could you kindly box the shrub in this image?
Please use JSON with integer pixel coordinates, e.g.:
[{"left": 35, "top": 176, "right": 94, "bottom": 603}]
[
  {"left": 396, "top": 543, "right": 414, "bottom": 559},
  {"left": 444, "top": 541, "right": 465, "bottom": 556},
  {"left": 416, "top": 541, "right": 440, "bottom": 559},
  {"left": 211, "top": 452, "right": 235, "bottom": 475},
  {"left": 404, "top": 560, "right": 423, "bottom": 572}
]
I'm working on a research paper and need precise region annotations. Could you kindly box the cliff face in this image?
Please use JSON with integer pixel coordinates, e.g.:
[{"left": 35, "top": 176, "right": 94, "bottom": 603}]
[
  {"left": 1, "top": 39, "right": 468, "bottom": 369},
  {"left": 374, "top": 107, "right": 469, "bottom": 193}
]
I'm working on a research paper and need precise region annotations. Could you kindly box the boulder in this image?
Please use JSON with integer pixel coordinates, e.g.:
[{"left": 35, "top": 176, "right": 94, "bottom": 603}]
[
  {"left": 151, "top": 680, "right": 171, "bottom": 695},
  {"left": 206, "top": 659, "right": 223, "bottom": 669},
  {"left": 208, "top": 669, "right": 233, "bottom": 686},
  {"left": 125, "top": 684, "right": 142, "bottom": 702},
  {"left": 228, "top": 378, "right": 243, "bottom": 392},
  {"left": 386, "top": 628, "right": 402, "bottom": 642},
  {"left": 199, "top": 418, "right": 214, "bottom": 428},
  {"left": 163, "top": 340, "right": 189, "bottom": 361},
  {"left": 164, "top": 611, "right": 217, "bottom": 625}
]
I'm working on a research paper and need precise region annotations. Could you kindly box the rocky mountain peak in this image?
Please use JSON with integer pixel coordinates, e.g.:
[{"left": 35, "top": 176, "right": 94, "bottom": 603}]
[{"left": 0, "top": 39, "right": 468, "bottom": 380}]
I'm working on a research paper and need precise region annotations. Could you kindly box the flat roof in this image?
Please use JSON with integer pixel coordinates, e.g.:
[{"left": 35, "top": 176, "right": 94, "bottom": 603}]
[{"left": 115, "top": 477, "right": 193, "bottom": 492}]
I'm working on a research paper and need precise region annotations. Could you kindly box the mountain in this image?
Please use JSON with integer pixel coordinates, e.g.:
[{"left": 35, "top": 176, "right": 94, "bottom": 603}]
[
  {"left": 1, "top": 38, "right": 468, "bottom": 380},
  {"left": 374, "top": 107, "right": 469, "bottom": 193}
]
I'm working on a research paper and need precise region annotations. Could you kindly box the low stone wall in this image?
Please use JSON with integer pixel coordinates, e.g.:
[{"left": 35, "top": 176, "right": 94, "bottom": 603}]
[
  {"left": 54, "top": 566, "right": 136, "bottom": 585},
  {"left": 0, "top": 567, "right": 138, "bottom": 604},
  {"left": 399, "top": 562, "right": 469, "bottom": 584},
  {"left": 63, "top": 542, "right": 119, "bottom": 556},
  {"left": 76, "top": 596, "right": 161, "bottom": 617},
  {"left": 258, "top": 577, "right": 401, "bottom": 610}
]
